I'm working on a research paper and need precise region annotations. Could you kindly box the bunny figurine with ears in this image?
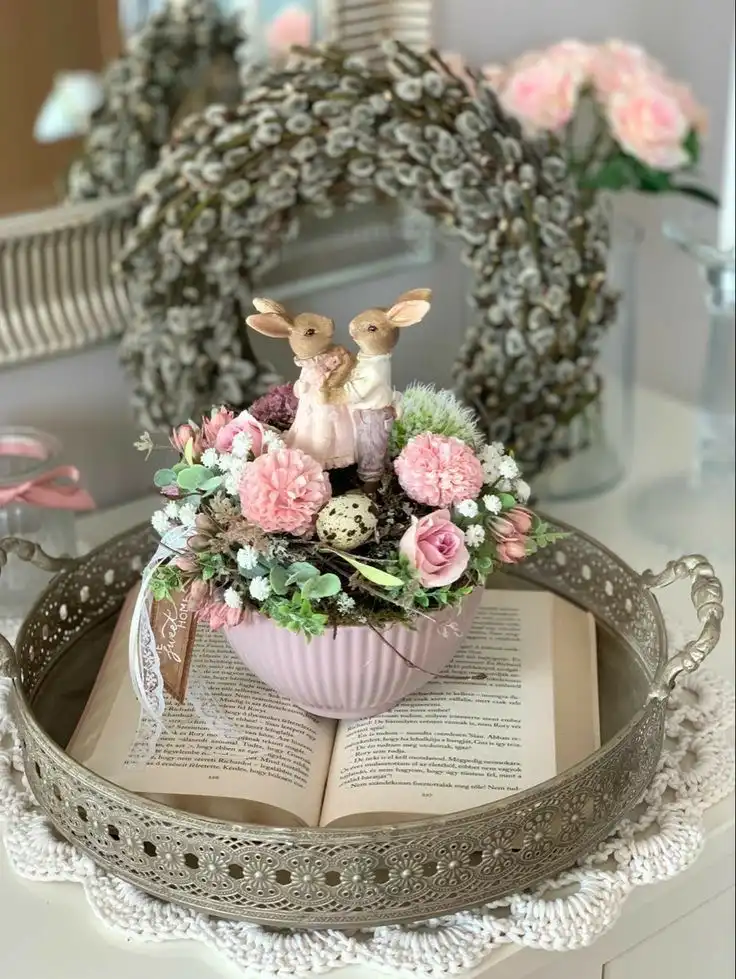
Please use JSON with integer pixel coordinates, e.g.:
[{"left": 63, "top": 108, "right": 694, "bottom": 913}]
[
  {"left": 335, "top": 288, "right": 433, "bottom": 490},
  {"left": 246, "top": 298, "right": 356, "bottom": 469}
]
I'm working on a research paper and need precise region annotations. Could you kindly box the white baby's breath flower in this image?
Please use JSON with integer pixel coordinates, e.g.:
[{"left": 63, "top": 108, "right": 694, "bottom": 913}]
[
  {"left": 455, "top": 499, "right": 479, "bottom": 518},
  {"left": 483, "top": 494, "right": 503, "bottom": 514},
  {"left": 231, "top": 431, "right": 253, "bottom": 459},
  {"left": 249, "top": 576, "right": 271, "bottom": 601},
  {"left": 164, "top": 500, "right": 180, "bottom": 520},
  {"left": 217, "top": 453, "right": 234, "bottom": 471},
  {"left": 178, "top": 503, "right": 198, "bottom": 526},
  {"left": 465, "top": 525, "right": 486, "bottom": 547},
  {"left": 151, "top": 510, "right": 172, "bottom": 536},
  {"left": 201, "top": 447, "right": 219, "bottom": 470},
  {"left": 498, "top": 456, "right": 520, "bottom": 479},
  {"left": 237, "top": 545, "right": 260, "bottom": 571},
  {"left": 223, "top": 458, "right": 247, "bottom": 496},
  {"left": 515, "top": 479, "right": 531, "bottom": 503},
  {"left": 223, "top": 587, "right": 242, "bottom": 609},
  {"left": 263, "top": 429, "right": 285, "bottom": 451},
  {"left": 336, "top": 593, "right": 355, "bottom": 613}
]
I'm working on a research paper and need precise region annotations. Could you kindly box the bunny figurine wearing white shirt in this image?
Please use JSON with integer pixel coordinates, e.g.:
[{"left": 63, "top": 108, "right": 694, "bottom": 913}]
[{"left": 327, "top": 289, "right": 432, "bottom": 491}]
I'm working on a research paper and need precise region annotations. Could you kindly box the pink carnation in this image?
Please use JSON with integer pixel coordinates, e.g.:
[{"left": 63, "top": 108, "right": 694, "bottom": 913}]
[
  {"left": 400, "top": 509, "right": 469, "bottom": 588},
  {"left": 202, "top": 407, "right": 234, "bottom": 448},
  {"left": 239, "top": 447, "right": 331, "bottom": 535},
  {"left": 394, "top": 434, "right": 484, "bottom": 508},
  {"left": 215, "top": 410, "right": 266, "bottom": 457},
  {"left": 499, "top": 49, "right": 586, "bottom": 133},
  {"left": 196, "top": 600, "right": 245, "bottom": 631},
  {"left": 606, "top": 74, "right": 690, "bottom": 170}
]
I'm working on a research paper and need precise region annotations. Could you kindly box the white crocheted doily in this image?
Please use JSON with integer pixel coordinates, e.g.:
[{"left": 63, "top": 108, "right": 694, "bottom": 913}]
[{"left": 0, "top": 661, "right": 733, "bottom": 978}]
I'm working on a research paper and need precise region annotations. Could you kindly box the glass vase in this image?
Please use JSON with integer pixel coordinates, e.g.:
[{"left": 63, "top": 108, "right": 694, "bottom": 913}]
[
  {"left": 532, "top": 214, "right": 641, "bottom": 502},
  {"left": 632, "top": 228, "right": 735, "bottom": 557}
]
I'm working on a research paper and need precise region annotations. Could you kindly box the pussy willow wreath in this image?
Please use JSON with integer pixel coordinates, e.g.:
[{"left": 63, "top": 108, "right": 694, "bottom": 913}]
[
  {"left": 67, "top": 0, "right": 245, "bottom": 202},
  {"left": 120, "top": 41, "right": 618, "bottom": 476}
]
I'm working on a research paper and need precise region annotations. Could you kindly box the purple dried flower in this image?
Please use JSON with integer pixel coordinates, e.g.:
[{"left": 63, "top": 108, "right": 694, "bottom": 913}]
[{"left": 249, "top": 382, "right": 298, "bottom": 430}]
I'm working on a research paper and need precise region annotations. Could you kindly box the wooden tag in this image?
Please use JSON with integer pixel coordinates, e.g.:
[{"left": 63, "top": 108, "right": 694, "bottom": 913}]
[{"left": 150, "top": 591, "right": 197, "bottom": 704}]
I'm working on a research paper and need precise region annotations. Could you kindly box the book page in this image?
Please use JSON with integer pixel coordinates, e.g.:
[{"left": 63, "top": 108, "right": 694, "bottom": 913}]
[
  {"left": 321, "top": 590, "right": 560, "bottom": 826},
  {"left": 67, "top": 591, "right": 337, "bottom": 828}
]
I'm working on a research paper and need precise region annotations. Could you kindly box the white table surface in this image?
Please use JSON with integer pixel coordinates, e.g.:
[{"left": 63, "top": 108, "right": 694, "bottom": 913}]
[{"left": 0, "top": 385, "right": 733, "bottom": 979}]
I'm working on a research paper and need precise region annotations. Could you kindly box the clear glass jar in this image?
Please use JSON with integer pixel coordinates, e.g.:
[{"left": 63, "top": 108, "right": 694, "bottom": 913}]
[
  {"left": 532, "top": 213, "right": 642, "bottom": 501},
  {"left": 0, "top": 428, "right": 78, "bottom": 625}
]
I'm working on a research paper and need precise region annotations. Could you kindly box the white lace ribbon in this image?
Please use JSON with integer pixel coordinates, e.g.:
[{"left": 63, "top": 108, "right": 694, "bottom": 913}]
[{"left": 128, "top": 525, "right": 192, "bottom": 757}]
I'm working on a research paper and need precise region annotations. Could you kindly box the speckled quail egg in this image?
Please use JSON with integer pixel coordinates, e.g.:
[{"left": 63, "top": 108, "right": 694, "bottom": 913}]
[{"left": 316, "top": 494, "right": 378, "bottom": 550}]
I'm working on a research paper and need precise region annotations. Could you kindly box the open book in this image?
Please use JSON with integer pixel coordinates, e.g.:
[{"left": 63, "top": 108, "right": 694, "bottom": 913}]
[{"left": 67, "top": 587, "right": 600, "bottom": 828}]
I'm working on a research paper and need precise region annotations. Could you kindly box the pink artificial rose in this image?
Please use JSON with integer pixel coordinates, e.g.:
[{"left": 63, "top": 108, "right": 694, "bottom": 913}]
[
  {"left": 239, "top": 446, "right": 331, "bottom": 536},
  {"left": 400, "top": 509, "right": 469, "bottom": 588},
  {"left": 187, "top": 578, "right": 211, "bottom": 608},
  {"left": 265, "top": 5, "right": 313, "bottom": 58},
  {"left": 196, "top": 600, "right": 245, "bottom": 631},
  {"left": 173, "top": 552, "right": 198, "bottom": 573},
  {"left": 491, "top": 510, "right": 531, "bottom": 565},
  {"left": 202, "top": 407, "right": 234, "bottom": 448},
  {"left": 170, "top": 423, "right": 202, "bottom": 457},
  {"left": 394, "top": 434, "right": 484, "bottom": 508},
  {"left": 606, "top": 74, "right": 690, "bottom": 170},
  {"left": 500, "top": 50, "right": 585, "bottom": 133},
  {"left": 590, "top": 40, "right": 663, "bottom": 98},
  {"left": 506, "top": 506, "right": 534, "bottom": 536},
  {"left": 215, "top": 410, "right": 266, "bottom": 457}
]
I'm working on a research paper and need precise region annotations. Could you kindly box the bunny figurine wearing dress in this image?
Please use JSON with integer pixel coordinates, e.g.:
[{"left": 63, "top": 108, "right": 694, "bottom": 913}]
[
  {"left": 327, "top": 289, "right": 432, "bottom": 491},
  {"left": 246, "top": 298, "right": 356, "bottom": 469}
]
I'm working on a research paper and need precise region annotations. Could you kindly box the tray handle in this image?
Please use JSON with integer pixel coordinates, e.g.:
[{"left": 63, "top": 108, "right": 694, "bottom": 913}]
[
  {"left": 642, "top": 553, "right": 724, "bottom": 701},
  {"left": 0, "top": 537, "right": 76, "bottom": 680}
]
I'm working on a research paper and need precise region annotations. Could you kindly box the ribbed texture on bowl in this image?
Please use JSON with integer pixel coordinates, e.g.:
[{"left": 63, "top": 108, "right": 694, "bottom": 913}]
[{"left": 226, "top": 588, "right": 484, "bottom": 719}]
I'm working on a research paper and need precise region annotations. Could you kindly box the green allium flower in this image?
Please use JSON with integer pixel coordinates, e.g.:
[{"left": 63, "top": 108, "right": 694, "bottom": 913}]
[{"left": 390, "top": 384, "right": 484, "bottom": 455}]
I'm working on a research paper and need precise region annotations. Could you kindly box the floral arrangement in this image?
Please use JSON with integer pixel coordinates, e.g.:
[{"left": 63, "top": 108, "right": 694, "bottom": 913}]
[
  {"left": 138, "top": 384, "right": 563, "bottom": 639},
  {"left": 449, "top": 39, "right": 716, "bottom": 206}
]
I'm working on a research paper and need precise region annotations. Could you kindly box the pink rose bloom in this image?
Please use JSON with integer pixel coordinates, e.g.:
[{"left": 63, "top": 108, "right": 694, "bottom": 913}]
[
  {"left": 265, "top": 5, "right": 313, "bottom": 58},
  {"left": 196, "top": 600, "right": 245, "bottom": 631},
  {"left": 187, "top": 579, "right": 211, "bottom": 608},
  {"left": 215, "top": 410, "right": 266, "bottom": 457},
  {"left": 546, "top": 40, "right": 595, "bottom": 74},
  {"left": 500, "top": 50, "right": 585, "bottom": 133},
  {"left": 506, "top": 506, "right": 534, "bottom": 535},
  {"left": 394, "top": 434, "right": 484, "bottom": 508},
  {"left": 202, "top": 407, "right": 234, "bottom": 448},
  {"left": 590, "top": 40, "right": 663, "bottom": 97},
  {"left": 170, "top": 423, "right": 202, "bottom": 457},
  {"left": 400, "top": 509, "right": 469, "bottom": 588},
  {"left": 239, "top": 447, "right": 331, "bottom": 535},
  {"left": 606, "top": 74, "right": 690, "bottom": 169},
  {"left": 491, "top": 509, "right": 531, "bottom": 564},
  {"left": 173, "top": 552, "right": 198, "bottom": 572}
]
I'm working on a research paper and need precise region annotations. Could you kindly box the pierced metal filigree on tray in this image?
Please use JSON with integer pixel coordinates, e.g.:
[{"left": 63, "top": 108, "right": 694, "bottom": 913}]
[{"left": 0, "top": 520, "right": 723, "bottom": 928}]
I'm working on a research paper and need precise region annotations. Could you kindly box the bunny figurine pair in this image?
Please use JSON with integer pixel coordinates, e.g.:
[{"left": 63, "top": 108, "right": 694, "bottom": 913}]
[{"left": 246, "top": 289, "right": 432, "bottom": 489}]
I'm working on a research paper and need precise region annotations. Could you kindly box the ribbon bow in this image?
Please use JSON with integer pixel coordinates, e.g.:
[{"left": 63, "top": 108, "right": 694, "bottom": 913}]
[{"left": 0, "top": 465, "right": 95, "bottom": 511}]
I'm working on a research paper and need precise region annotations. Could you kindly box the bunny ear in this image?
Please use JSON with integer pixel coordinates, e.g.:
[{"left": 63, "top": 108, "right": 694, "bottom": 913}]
[
  {"left": 396, "top": 288, "right": 432, "bottom": 304},
  {"left": 386, "top": 299, "right": 432, "bottom": 328},
  {"left": 245, "top": 313, "right": 292, "bottom": 338},
  {"left": 252, "top": 296, "right": 290, "bottom": 318}
]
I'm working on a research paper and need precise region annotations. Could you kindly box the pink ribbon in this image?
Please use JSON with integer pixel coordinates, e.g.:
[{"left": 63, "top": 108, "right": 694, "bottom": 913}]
[{"left": 0, "top": 465, "right": 96, "bottom": 511}]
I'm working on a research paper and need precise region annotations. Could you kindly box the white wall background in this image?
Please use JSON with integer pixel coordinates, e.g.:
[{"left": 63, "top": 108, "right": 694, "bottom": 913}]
[{"left": 1, "top": 0, "right": 734, "bottom": 507}]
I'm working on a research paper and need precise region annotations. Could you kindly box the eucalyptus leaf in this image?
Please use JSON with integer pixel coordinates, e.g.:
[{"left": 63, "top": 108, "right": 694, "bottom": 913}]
[
  {"left": 153, "top": 468, "right": 177, "bottom": 488},
  {"left": 498, "top": 493, "right": 516, "bottom": 509},
  {"left": 200, "top": 475, "right": 223, "bottom": 493},
  {"left": 302, "top": 573, "right": 342, "bottom": 600},
  {"left": 173, "top": 462, "right": 188, "bottom": 474},
  {"left": 176, "top": 465, "right": 212, "bottom": 491},
  {"left": 269, "top": 565, "right": 290, "bottom": 596},
  {"left": 336, "top": 553, "right": 404, "bottom": 588},
  {"left": 286, "top": 561, "right": 320, "bottom": 586}
]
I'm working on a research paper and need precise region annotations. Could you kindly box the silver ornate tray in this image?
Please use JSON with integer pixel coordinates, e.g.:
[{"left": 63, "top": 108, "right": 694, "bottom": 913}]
[{"left": 0, "top": 521, "right": 723, "bottom": 929}]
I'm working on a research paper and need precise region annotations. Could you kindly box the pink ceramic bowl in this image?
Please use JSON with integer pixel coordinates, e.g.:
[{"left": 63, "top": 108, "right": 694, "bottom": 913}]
[{"left": 225, "top": 587, "right": 484, "bottom": 719}]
